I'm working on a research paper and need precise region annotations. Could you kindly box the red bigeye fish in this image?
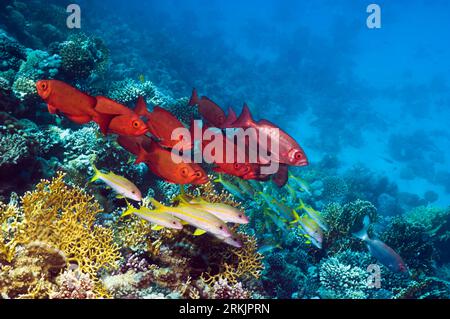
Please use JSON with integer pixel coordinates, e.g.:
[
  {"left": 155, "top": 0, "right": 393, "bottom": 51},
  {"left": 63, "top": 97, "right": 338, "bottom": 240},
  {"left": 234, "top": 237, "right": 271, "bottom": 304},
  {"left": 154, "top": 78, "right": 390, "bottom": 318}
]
[
  {"left": 135, "top": 139, "right": 208, "bottom": 185},
  {"left": 35, "top": 80, "right": 113, "bottom": 133},
  {"left": 188, "top": 88, "right": 227, "bottom": 127},
  {"left": 353, "top": 216, "right": 408, "bottom": 274},
  {"left": 116, "top": 135, "right": 153, "bottom": 156},
  {"left": 232, "top": 104, "right": 308, "bottom": 167},
  {"left": 94, "top": 96, "right": 148, "bottom": 136},
  {"left": 134, "top": 96, "right": 192, "bottom": 151}
]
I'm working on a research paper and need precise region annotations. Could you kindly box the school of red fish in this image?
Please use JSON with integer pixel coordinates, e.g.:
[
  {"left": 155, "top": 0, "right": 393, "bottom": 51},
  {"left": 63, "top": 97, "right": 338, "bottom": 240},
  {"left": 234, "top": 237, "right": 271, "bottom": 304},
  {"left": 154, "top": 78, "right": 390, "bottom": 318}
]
[{"left": 36, "top": 80, "right": 308, "bottom": 187}]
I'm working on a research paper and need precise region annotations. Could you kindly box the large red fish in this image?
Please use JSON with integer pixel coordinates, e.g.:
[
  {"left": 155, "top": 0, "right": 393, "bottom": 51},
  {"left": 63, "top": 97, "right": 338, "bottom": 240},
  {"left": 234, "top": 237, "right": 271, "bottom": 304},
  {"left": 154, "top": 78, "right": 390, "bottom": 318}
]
[
  {"left": 36, "top": 80, "right": 112, "bottom": 133},
  {"left": 191, "top": 120, "right": 258, "bottom": 179},
  {"left": 133, "top": 97, "right": 192, "bottom": 150},
  {"left": 188, "top": 88, "right": 226, "bottom": 127},
  {"left": 232, "top": 104, "right": 308, "bottom": 166},
  {"left": 94, "top": 96, "right": 148, "bottom": 136},
  {"left": 131, "top": 137, "right": 208, "bottom": 185}
]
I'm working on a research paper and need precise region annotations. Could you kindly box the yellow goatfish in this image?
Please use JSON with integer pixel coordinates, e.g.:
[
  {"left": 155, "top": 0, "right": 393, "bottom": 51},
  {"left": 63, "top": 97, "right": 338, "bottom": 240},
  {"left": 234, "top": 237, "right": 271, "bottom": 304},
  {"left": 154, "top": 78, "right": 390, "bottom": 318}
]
[
  {"left": 149, "top": 198, "right": 232, "bottom": 238},
  {"left": 90, "top": 163, "right": 142, "bottom": 201},
  {"left": 289, "top": 172, "right": 312, "bottom": 196},
  {"left": 298, "top": 199, "right": 328, "bottom": 231},
  {"left": 180, "top": 197, "right": 249, "bottom": 224},
  {"left": 121, "top": 202, "right": 183, "bottom": 230}
]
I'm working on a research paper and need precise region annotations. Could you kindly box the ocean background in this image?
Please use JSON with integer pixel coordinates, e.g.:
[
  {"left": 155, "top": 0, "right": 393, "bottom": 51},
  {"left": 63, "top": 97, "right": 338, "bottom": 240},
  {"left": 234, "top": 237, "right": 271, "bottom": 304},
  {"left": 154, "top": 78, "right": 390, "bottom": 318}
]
[{"left": 0, "top": 0, "right": 449, "bottom": 299}]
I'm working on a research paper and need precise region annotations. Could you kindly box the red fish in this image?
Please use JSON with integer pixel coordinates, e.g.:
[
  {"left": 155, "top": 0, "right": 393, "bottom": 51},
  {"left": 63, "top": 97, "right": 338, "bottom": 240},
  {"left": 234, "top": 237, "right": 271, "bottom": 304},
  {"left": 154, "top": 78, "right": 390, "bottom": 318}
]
[
  {"left": 188, "top": 88, "right": 226, "bottom": 127},
  {"left": 232, "top": 104, "right": 308, "bottom": 166},
  {"left": 36, "top": 80, "right": 112, "bottom": 133},
  {"left": 117, "top": 135, "right": 153, "bottom": 156},
  {"left": 94, "top": 96, "right": 148, "bottom": 136},
  {"left": 135, "top": 139, "right": 208, "bottom": 185}
]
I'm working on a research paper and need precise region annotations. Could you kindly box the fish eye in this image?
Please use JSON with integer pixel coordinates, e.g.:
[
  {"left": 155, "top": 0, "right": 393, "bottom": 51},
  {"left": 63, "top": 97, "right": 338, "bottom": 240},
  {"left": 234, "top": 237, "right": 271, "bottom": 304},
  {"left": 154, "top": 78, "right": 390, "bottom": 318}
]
[
  {"left": 131, "top": 191, "right": 135, "bottom": 194},
  {"left": 238, "top": 214, "right": 242, "bottom": 218},
  {"left": 195, "top": 171, "right": 202, "bottom": 177},
  {"left": 41, "top": 82, "right": 48, "bottom": 90},
  {"left": 132, "top": 120, "right": 140, "bottom": 128},
  {"left": 233, "top": 163, "right": 240, "bottom": 169},
  {"left": 294, "top": 151, "right": 302, "bottom": 159},
  {"left": 180, "top": 168, "right": 188, "bottom": 176},
  {"left": 172, "top": 221, "right": 177, "bottom": 225},
  {"left": 219, "top": 226, "right": 224, "bottom": 230}
]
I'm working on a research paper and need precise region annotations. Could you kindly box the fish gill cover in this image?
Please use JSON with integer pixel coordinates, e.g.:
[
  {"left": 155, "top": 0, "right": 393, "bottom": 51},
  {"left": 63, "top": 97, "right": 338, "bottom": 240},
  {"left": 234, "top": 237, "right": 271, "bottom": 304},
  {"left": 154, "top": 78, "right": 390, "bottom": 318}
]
[{"left": 0, "top": 0, "right": 449, "bottom": 300}]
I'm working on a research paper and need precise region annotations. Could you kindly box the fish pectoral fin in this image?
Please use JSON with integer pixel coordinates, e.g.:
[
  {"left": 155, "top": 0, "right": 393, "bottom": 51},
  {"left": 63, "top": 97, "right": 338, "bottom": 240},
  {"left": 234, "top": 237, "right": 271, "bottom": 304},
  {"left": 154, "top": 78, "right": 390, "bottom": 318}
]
[
  {"left": 47, "top": 104, "right": 57, "bottom": 114},
  {"left": 116, "top": 194, "right": 125, "bottom": 199},
  {"left": 193, "top": 228, "right": 207, "bottom": 236},
  {"left": 151, "top": 225, "right": 164, "bottom": 231}
]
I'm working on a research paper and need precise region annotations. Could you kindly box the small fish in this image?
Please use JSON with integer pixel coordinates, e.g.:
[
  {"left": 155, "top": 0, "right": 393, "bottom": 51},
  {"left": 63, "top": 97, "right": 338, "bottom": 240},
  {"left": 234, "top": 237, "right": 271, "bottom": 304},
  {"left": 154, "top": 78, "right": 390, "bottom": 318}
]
[
  {"left": 138, "top": 74, "right": 145, "bottom": 83},
  {"left": 289, "top": 172, "right": 312, "bottom": 195},
  {"left": 213, "top": 174, "right": 246, "bottom": 200},
  {"left": 90, "top": 163, "right": 142, "bottom": 201},
  {"left": 263, "top": 209, "right": 289, "bottom": 233},
  {"left": 258, "top": 192, "right": 300, "bottom": 223},
  {"left": 121, "top": 202, "right": 183, "bottom": 230},
  {"left": 257, "top": 243, "right": 282, "bottom": 254},
  {"left": 36, "top": 80, "right": 113, "bottom": 134},
  {"left": 286, "top": 183, "right": 297, "bottom": 201},
  {"left": 298, "top": 199, "right": 328, "bottom": 231},
  {"left": 235, "top": 178, "right": 255, "bottom": 197},
  {"left": 149, "top": 198, "right": 232, "bottom": 238},
  {"left": 94, "top": 96, "right": 148, "bottom": 136},
  {"left": 298, "top": 215, "right": 323, "bottom": 249},
  {"left": 353, "top": 216, "right": 408, "bottom": 273},
  {"left": 188, "top": 88, "right": 227, "bottom": 127},
  {"left": 182, "top": 198, "right": 249, "bottom": 224}
]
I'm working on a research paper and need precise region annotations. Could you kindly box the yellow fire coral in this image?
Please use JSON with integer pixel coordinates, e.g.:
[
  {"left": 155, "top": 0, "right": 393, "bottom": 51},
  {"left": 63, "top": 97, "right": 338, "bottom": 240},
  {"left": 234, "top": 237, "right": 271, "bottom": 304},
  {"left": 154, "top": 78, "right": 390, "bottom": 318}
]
[{"left": 0, "top": 172, "right": 121, "bottom": 297}]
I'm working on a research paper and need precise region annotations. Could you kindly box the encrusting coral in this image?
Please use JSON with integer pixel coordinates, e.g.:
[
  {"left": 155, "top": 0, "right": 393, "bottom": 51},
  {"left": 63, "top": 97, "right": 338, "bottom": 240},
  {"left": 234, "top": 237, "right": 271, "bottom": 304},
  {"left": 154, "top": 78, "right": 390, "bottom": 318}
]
[{"left": 0, "top": 172, "right": 121, "bottom": 298}]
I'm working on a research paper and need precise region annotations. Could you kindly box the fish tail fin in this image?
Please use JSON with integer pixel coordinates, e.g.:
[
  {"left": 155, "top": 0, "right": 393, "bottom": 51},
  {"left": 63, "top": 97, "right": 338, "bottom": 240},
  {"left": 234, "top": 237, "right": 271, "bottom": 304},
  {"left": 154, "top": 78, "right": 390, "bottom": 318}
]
[
  {"left": 89, "top": 161, "right": 101, "bottom": 183},
  {"left": 297, "top": 198, "right": 306, "bottom": 211},
  {"left": 213, "top": 174, "right": 222, "bottom": 183},
  {"left": 352, "top": 215, "right": 371, "bottom": 241},
  {"left": 290, "top": 209, "right": 301, "bottom": 224},
  {"left": 134, "top": 96, "right": 152, "bottom": 119},
  {"left": 121, "top": 200, "right": 135, "bottom": 217},
  {"left": 188, "top": 88, "right": 199, "bottom": 106}
]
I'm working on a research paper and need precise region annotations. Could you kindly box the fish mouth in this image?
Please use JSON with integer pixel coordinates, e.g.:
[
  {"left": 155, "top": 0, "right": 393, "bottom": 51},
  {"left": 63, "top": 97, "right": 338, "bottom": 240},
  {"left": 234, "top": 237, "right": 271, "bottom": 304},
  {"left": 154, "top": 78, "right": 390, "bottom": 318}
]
[
  {"left": 294, "top": 157, "right": 309, "bottom": 166},
  {"left": 137, "top": 127, "right": 149, "bottom": 135}
]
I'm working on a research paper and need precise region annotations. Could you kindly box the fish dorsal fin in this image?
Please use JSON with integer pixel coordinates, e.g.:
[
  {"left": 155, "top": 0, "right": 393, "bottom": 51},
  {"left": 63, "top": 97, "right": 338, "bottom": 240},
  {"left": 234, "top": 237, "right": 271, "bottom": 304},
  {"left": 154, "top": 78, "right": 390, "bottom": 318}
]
[
  {"left": 134, "top": 96, "right": 151, "bottom": 119},
  {"left": 193, "top": 228, "right": 207, "bottom": 236},
  {"left": 226, "top": 107, "right": 237, "bottom": 123},
  {"left": 149, "top": 197, "right": 164, "bottom": 210},
  {"left": 134, "top": 143, "right": 151, "bottom": 165},
  {"left": 188, "top": 88, "right": 199, "bottom": 106},
  {"left": 232, "top": 103, "right": 255, "bottom": 128}
]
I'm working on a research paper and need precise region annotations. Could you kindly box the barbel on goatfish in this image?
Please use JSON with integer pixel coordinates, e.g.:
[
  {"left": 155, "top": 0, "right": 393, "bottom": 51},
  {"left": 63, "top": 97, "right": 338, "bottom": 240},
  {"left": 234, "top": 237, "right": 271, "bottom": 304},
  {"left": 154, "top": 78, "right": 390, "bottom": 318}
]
[
  {"left": 288, "top": 172, "right": 312, "bottom": 196},
  {"left": 298, "top": 215, "right": 323, "bottom": 249},
  {"left": 353, "top": 215, "right": 408, "bottom": 273},
  {"left": 213, "top": 174, "right": 246, "bottom": 200},
  {"left": 179, "top": 196, "right": 249, "bottom": 224},
  {"left": 121, "top": 202, "right": 183, "bottom": 230},
  {"left": 298, "top": 199, "right": 328, "bottom": 231},
  {"left": 148, "top": 198, "right": 232, "bottom": 238},
  {"left": 90, "top": 162, "right": 142, "bottom": 201}
]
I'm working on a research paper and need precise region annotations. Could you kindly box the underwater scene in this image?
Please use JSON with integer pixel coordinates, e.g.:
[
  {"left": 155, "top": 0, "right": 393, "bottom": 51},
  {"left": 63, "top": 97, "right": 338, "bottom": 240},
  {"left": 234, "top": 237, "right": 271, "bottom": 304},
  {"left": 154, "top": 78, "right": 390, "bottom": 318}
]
[{"left": 0, "top": 0, "right": 449, "bottom": 300}]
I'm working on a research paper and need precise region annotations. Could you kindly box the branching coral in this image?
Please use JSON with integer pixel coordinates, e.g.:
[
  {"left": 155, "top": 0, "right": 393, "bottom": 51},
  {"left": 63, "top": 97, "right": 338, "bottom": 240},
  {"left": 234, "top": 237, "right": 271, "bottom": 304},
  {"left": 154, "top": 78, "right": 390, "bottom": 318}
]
[
  {"left": 322, "top": 199, "right": 377, "bottom": 253},
  {"left": 50, "top": 269, "right": 96, "bottom": 299},
  {"left": 318, "top": 256, "right": 368, "bottom": 299},
  {"left": 0, "top": 172, "right": 121, "bottom": 297},
  {"left": 0, "top": 131, "right": 28, "bottom": 168}
]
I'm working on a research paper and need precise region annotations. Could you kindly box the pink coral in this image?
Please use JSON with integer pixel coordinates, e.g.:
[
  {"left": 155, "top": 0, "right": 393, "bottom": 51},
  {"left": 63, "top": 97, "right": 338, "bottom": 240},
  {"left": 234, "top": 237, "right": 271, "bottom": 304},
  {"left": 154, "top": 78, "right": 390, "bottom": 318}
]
[
  {"left": 212, "top": 278, "right": 250, "bottom": 299},
  {"left": 50, "top": 269, "right": 95, "bottom": 299}
]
